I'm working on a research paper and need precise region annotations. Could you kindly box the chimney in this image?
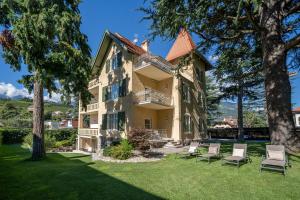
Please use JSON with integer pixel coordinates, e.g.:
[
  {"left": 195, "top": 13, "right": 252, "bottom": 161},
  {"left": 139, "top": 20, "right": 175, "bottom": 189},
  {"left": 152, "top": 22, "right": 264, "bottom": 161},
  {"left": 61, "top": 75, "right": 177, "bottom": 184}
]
[{"left": 141, "top": 40, "right": 149, "bottom": 52}]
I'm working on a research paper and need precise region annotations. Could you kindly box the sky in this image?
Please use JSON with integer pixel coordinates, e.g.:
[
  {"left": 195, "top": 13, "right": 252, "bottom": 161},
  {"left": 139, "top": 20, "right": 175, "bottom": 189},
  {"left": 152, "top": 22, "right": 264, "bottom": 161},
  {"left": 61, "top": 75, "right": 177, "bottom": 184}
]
[{"left": 0, "top": 0, "right": 299, "bottom": 107}]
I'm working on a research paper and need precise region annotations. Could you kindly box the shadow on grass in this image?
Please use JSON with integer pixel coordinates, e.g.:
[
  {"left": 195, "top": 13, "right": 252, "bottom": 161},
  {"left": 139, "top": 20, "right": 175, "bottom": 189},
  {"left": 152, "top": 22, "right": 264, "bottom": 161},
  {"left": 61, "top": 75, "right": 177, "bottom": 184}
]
[{"left": 0, "top": 145, "right": 163, "bottom": 200}]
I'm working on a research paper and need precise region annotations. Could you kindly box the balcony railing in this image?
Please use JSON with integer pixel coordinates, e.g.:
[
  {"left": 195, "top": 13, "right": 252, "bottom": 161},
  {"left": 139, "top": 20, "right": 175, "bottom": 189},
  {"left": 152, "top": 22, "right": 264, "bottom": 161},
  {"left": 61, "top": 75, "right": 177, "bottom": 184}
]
[
  {"left": 78, "top": 128, "right": 98, "bottom": 136},
  {"left": 148, "top": 129, "right": 168, "bottom": 139},
  {"left": 135, "top": 88, "right": 172, "bottom": 106},
  {"left": 81, "top": 102, "right": 99, "bottom": 113},
  {"left": 134, "top": 53, "right": 174, "bottom": 74},
  {"left": 88, "top": 78, "right": 99, "bottom": 89}
]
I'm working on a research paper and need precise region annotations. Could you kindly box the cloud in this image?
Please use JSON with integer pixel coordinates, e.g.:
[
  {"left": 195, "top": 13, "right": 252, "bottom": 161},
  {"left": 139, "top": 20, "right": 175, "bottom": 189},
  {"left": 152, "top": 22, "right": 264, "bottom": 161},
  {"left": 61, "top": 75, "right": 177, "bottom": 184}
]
[
  {"left": 0, "top": 82, "right": 32, "bottom": 98},
  {"left": 0, "top": 82, "right": 61, "bottom": 103},
  {"left": 208, "top": 55, "right": 219, "bottom": 63},
  {"left": 44, "top": 92, "right": 62, "bottom": 103}
]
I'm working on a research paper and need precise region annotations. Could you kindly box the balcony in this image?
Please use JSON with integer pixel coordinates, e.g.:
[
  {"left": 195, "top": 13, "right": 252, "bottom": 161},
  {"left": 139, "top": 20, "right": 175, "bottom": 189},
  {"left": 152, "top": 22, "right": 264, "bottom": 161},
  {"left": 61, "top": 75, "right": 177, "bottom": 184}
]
[
  {"left": 78, "top": 128, "right": 98, "bottom": 137},
  {"left": 135, "top": 88, "right": 172, "bottom": 109},
  {"left": 88, "top": 78, "right": 100, "bottom": 89},
  {"left": 134, "top": 53, "right": 173, "bottom": 81},
  {"left": 81, "top": 102, "right": 99, "bottom": 113}
]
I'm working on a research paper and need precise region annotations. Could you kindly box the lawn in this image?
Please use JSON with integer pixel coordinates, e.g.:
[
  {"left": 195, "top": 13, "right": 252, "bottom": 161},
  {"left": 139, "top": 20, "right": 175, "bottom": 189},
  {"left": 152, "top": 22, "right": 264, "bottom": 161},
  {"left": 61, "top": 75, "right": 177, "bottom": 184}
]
[{"left": 0, "top": 144, "right": 300, "bottom": 200}]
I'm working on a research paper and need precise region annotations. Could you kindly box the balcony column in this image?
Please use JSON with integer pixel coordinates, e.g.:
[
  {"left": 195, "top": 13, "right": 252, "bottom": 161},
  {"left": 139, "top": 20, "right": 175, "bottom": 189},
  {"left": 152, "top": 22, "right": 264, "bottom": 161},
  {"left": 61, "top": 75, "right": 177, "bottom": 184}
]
[{"left": 172, "top": 76, "right": 181, "bottom": 141}]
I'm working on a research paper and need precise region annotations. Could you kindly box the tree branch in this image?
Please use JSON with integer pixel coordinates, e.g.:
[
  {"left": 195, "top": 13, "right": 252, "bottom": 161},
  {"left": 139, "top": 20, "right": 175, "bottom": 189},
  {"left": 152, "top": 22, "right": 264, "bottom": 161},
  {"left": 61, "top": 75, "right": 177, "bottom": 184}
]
[
  {"left": 284, "top": 2, "right": 300, "bottom": 17},
  {"left": 285, "top": 35, "right": 300, "bottom": 50}
]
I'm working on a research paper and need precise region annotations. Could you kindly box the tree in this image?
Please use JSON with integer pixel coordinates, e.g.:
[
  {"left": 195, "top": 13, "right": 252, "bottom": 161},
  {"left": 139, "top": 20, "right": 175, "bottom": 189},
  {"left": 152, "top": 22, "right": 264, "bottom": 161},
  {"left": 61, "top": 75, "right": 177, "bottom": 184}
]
[
  {"left": 0, "top": 0, "right": 92, "bottom": 160},
  {"left": 214, "top": 41, "right": 264, "bottom": 140},
  {"left": 0, "top": 103, "right": 19, "bottom": 119},
  {"left": 244, "top": 111, "right": 267, "bottom": 128},
  {"left": 141, "top": 0, "right": 300, "bottom": 151},
  {"left": 205, "top": 75, "right": 221, "bottom": 127}
]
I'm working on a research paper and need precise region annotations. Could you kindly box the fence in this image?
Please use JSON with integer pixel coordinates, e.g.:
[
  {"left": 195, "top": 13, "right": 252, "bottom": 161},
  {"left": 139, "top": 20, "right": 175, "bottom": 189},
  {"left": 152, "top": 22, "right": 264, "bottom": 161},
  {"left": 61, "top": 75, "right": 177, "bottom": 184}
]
[{"left": 208, "top": 127, "right": 300, "bottom": 140}]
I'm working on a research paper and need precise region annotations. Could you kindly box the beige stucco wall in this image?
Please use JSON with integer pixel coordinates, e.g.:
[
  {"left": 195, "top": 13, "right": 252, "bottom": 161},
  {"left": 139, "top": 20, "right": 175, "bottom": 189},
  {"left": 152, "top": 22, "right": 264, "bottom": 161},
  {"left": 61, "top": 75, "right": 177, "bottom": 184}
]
[
  {"left": 132, "top": 107, "right": 158, "bottom": 129},
  {"left": 78, "top": 41, "right": 209, "bottom": 144}
]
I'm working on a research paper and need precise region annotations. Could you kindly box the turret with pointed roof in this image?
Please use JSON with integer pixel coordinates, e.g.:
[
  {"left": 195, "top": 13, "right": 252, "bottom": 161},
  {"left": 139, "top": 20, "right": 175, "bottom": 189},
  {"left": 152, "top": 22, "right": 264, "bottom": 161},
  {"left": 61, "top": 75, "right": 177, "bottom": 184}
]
[{"left": 166, "top": 28, "right": 212, "bottom": 70}]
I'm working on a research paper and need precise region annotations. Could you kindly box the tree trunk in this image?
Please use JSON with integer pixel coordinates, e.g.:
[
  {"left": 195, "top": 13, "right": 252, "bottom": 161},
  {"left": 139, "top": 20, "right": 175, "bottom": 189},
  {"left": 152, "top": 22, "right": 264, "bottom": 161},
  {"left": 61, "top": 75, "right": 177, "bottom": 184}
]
[
  {"left": 261, "top": 0, "right": 300, "bottom": 152},
  {"left": 237, "top": 83, "right": 244, "bottom": 141},
  {"left": 32, "top": 77, "right": 45, "bottom": 160}
]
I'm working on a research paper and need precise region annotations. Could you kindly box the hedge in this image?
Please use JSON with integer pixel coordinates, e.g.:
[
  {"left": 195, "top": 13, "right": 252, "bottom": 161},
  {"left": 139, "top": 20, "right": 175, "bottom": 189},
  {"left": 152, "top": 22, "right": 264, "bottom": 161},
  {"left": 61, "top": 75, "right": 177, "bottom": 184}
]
[
  {"left": 0, "top": 128, "right": 77, "bottom": 145},
  {"left": 0, "top": 128, "right": 31, "bottom": 144}
]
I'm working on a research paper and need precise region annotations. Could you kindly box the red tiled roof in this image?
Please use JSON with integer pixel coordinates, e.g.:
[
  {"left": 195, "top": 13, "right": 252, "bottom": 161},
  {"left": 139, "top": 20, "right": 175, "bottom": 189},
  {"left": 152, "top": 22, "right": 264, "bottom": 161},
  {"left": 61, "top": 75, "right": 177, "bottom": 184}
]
[
  {"left": 293, "top": 107, "right": 300, "bottom": 112},
  {"left": 112, "top": 33, "right": 146, "bottom": 55},
  {"left": 166, "top": 28, "right": 196, "bottom": 62}
]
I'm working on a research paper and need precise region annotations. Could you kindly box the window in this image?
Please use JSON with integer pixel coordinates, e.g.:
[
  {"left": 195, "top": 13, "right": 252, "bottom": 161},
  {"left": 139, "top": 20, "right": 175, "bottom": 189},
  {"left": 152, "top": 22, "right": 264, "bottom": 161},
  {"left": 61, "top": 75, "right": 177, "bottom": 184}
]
[
  {"left": 182, "top": 83, "right": 191, "bottom": 103},
  {"left": 111, "top": 51, "right": 122, "bottom": 70},
  {"left": 107, "top": 113, "right": 118, "bottom": 130},
  {"left": 145, "top": 119, "right": 152, "bottom": 129},
  {"left": 111, "top": 83, "right": 119, "bottom": 100},
  {"left": 198, "top": 92, "right": 203, "bottom": 107},
  {"left": 184, "top": 114, "right": 192, "bottom": 133},
  {"left": 198, "top": 118, "right": 203, "bottom": 132},
  {"left": 298, "top": 116, "right": 300, "bottom": 126},
  {"left": 102, "top": 79, "right": 127, "bottom": 101},
  {"left": 105, "top": 51, "right": 122, "bottom": 72},
  {"left": 102, "top": 112, "right": 125, "bottom": 131}
]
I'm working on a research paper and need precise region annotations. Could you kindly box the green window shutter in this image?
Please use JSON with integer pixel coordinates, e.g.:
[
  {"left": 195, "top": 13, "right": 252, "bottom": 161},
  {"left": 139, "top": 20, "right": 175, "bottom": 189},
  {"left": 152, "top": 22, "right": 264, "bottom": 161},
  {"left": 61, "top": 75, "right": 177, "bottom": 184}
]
[
  {"left": 117, "top": 51, "right": 122, "bottom": 68},
  {"left": 182, "top": 83, "right": 186, "bottom": 100},
  {"left": 106, "top": 59, "right": 110, "bottom": 73},
  {"left": 102, "top": 86, "right": 107, "bottom": 102},
  {"left": 118, "top": 112, "right": 125, "bottom": 131},
  {"left": 119, "top": 78, "right": 127, "bottom": 97},
  {"left": 101, "top": 114, "right": 107, "bottom": 130}
]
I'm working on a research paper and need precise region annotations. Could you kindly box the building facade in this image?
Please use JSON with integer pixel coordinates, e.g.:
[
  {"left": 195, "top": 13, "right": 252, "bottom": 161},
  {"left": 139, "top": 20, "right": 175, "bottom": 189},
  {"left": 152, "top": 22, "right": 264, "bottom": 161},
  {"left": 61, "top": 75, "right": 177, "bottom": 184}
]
[{"left": 77, "top": 29, "right": 212, "bottom": 152}]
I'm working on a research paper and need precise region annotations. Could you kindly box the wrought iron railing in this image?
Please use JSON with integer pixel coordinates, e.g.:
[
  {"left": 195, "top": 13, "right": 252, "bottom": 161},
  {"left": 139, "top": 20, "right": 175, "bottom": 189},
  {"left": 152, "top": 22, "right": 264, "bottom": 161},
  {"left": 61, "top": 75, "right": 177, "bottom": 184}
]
[
  {"left": 147, "top": 129, "right": 168, "bottom": 139},
  {"left": 135, "top": 88, "right": 172, "bottom": 106},
  {"left": 134, "top": 53, "right": 174, "bottom": 74}
]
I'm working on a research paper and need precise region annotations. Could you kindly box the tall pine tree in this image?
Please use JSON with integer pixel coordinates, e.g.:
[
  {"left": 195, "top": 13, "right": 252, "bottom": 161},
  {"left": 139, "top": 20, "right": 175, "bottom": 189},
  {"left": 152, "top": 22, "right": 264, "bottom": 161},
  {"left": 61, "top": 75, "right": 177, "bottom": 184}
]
[{"left": 0, "top": 0, "right": 92, "bottom": 160}]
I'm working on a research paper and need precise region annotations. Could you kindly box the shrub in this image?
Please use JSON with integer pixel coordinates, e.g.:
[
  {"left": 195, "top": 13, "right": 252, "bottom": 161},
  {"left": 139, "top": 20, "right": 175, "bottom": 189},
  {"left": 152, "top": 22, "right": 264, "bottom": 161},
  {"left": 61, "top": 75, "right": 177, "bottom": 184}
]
[
  {"left": 54, "top": 140, "right": 73, "bottom": 148},
  {"left": 104, "top": 140, "right": 133, "bottom": 160},
  {"left": 127, "top": 128, "right": 151, "bottom": 151},
  {"left": 0, "top": 128, "right": 31, "bottom": 144},
  {"left": 23, "top": 133, "right": 56, "bottom": 150},
  {"left": 103, "top": 146, "right": 112, "bottom": 157},
  {"left": 0, "top": 128, "right": 77, "bottom": 145},
  {"left": 45, "top": 129, "right": 77, "bottom": 143}
]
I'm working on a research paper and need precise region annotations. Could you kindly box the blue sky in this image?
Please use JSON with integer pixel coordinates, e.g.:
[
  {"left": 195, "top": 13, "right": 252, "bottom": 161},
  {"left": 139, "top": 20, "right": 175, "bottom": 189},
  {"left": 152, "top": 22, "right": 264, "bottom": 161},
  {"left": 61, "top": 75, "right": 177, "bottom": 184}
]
[{"left": 0, "top": 0, "right": 299, "bottom": 107}]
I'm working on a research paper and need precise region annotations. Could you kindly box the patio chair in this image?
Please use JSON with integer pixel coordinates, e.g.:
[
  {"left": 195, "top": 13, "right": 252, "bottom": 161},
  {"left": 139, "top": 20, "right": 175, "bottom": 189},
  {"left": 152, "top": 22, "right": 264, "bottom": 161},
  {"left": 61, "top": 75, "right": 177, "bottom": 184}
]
[
  {"left": 260, "top": 145, "right": 290, "bottom": 175},
  {"left": 177, "top": 141, "right": 199, "bottom": 158},
  {"left": 196, "top": 143, "right": 221, "bottom": 163},
  {"left": 222, "top": 144, "right": 250, "bottom": 167}
]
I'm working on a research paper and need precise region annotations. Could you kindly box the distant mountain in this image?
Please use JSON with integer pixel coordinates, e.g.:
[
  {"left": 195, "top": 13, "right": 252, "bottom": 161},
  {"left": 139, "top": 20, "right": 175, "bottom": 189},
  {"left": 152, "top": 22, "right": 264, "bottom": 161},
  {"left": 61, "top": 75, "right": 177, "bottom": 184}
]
[{"left": 217, "top": 101, "right": 237, "bottom": 120}]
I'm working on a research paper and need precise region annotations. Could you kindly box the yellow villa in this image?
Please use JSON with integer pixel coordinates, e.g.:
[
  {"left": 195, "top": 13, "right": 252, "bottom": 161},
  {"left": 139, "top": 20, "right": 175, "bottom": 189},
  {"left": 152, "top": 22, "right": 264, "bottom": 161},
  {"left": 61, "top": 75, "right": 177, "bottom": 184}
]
[{"left": 77, "top": 29, "right": 212, "bottom": 152}]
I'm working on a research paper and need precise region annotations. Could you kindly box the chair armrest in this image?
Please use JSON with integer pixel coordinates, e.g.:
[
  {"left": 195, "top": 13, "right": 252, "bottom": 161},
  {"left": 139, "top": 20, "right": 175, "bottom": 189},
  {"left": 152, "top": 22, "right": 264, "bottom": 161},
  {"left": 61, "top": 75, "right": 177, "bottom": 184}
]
[{"left": 286, "top": 155, "right": 292, "bottom": 168}]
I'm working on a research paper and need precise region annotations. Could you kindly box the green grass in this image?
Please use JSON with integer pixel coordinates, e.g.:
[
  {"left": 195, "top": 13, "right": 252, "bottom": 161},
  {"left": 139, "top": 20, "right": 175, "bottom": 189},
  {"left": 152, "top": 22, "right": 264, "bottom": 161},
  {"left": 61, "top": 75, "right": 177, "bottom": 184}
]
[{"left": 0, "top": 144, "right": 300, "bottom": 200}]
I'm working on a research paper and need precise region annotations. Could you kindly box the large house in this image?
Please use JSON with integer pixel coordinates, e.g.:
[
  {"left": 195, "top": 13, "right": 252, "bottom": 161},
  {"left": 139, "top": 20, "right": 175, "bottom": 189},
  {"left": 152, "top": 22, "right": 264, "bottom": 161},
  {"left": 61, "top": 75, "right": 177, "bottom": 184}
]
[{"left": 77, "top": 29, "right": 212, "bottom": 152}]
